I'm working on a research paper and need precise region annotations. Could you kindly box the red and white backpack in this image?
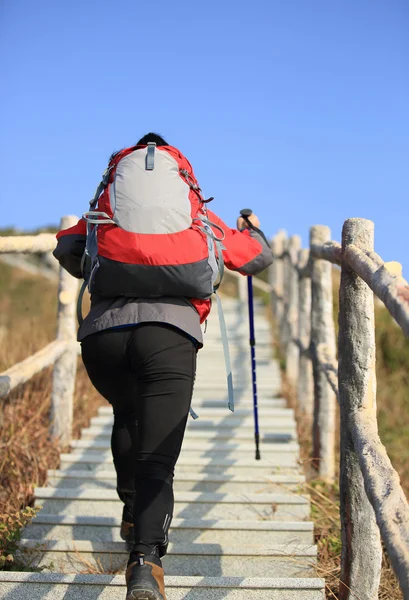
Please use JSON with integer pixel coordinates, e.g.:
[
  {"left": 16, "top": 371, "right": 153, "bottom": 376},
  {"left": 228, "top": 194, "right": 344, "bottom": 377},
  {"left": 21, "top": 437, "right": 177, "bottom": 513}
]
[
  {"left": 81, "top": 143, "right": 225, "bottom": 299},
  {"left": 80, "top": 143, "right": 234, "bottom": 416}
]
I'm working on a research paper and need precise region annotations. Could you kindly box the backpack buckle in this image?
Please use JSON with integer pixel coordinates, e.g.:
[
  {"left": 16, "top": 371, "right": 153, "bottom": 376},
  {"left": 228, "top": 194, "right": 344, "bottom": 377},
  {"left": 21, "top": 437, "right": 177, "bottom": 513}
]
[{"left": 146, "top": 142, "right": 156, "bottom": 170}]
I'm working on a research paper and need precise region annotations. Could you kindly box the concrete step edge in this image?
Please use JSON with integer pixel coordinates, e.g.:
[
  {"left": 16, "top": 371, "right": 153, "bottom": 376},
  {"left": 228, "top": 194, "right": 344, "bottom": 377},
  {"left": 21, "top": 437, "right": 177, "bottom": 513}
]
[
  {"left": 19, "top": 539, "right": 318, "bottom": 556},
  {"left": 79, "top": 428, "right": 295, "bottom": 439},
  {"left": 27, "top": 514, "right": 313, "bottom": 531},
  {"left": 47, "top": 469, "right": 305, "bottom": 484},
  {"left": 0, "top": 572, "right": 325, "bottom": 589},
  {"left": 59, "top": 454, "right": 301, "bottom": 466},
  {"left": 97, "top": 408, "right": 293, "bottom": 416},
  {"left": 90, "top": 420, "right": 297, "bottom": 428},
  {"left": 34, "top": 487, "right": 310, "bottom": 504},
  {"left": 70, "top": 441, "right": 300, "bottom": 452}
]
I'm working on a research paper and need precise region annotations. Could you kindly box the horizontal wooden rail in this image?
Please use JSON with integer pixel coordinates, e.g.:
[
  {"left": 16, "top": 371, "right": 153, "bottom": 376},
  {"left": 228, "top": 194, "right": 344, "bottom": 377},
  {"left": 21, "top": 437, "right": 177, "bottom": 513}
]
[
  {"left": 0, "top": 216, "right": 79, "bottom": 445},
  {"left": 310, "top": 240, "right": 342, "bottom": 265},
  {"left": 0, "top": 340, "right": 67, "bottom": 398},
  {"left": 344, "top": 244, "right": 409, "bottom": 337},
  {"left": 0, "top": 233, "right": 56, "bottom": 254}
]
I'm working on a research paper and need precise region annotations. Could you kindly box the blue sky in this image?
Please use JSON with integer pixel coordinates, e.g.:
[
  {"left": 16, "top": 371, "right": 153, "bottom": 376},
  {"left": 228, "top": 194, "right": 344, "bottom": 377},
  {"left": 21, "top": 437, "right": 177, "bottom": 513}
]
[{"left": 1, "top": 0, "right": 408, "bottom": 274}]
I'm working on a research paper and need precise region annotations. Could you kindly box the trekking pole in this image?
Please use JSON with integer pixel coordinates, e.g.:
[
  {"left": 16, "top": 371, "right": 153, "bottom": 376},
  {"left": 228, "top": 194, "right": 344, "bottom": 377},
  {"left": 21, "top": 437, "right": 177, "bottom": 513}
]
[{"left": 239, "top": 208, "right": 261, "bottom": 460}]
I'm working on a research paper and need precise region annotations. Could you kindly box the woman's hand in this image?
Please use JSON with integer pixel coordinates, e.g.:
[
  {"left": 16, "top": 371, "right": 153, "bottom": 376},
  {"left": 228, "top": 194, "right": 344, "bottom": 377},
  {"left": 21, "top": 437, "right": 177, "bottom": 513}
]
[{"left": 237, "top": 213, "right": 260, "bottom": 231}]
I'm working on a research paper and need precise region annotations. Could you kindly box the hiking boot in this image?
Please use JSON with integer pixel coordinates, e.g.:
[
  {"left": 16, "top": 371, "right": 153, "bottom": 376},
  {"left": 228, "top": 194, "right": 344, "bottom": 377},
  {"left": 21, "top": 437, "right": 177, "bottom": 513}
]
[{"left": 125, "top": 556, "right": 166, "bottom": 600}]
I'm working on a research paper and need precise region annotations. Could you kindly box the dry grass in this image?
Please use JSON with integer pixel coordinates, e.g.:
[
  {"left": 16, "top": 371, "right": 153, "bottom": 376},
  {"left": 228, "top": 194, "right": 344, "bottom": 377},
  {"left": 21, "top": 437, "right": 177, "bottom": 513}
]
[
  {"left": 281, "top": 370, "right": 403, "bottom": 599},
  {"left": 272, "top": 269, "right": 407, "bottom": 599},
  {"left": 0, "top": 262, "right": 105, "bottom": 569}
]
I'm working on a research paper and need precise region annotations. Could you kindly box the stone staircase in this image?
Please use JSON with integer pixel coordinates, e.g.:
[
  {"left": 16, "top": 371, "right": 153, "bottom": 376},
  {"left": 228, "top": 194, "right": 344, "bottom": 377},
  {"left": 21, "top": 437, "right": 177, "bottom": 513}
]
[{"left": 0, "top": 299, "right": 325, "bottom": 599}]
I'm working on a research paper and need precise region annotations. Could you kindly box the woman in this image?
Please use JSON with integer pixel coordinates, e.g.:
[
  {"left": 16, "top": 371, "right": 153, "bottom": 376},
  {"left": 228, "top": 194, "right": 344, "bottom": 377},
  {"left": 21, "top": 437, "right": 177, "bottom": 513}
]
[{"left": 54, "top": 133, "right": 273, "bottom": 600}]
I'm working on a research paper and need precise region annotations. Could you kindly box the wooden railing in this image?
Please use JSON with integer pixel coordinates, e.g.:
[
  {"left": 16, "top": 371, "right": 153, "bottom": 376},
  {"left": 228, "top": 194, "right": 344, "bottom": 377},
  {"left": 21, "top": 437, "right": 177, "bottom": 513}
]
[
  {"left": 270, "top": 217, "right": 409, "bottom": 599},
  {"left": 0, "top": 216, "right": 79, "bottom": 446},
  {"left": 2, "top": 215, "right": 409, "bottom": 596}
]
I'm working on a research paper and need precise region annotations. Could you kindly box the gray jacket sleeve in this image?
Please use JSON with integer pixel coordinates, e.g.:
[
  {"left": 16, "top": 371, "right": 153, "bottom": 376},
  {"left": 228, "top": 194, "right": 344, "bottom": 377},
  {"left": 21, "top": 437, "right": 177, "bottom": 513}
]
[
  {"left": 238, "top": 230, "right": 273, "bottom": 275},
  {"left": 53, "top": 233, "right": 85, "bottom": 279}
]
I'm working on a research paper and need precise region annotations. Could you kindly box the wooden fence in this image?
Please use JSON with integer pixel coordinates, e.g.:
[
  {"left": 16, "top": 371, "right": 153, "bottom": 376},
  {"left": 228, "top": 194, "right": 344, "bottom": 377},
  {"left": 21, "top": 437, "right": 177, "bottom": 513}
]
[
  {"left": 270, "top": 217, "right": 409, "bottom": 599},
  {"left": 1, "top": 215, "right": 409, "bottom": 597},
  {"left": 0, "top": 216, "right": 79, "bottom": 446}
]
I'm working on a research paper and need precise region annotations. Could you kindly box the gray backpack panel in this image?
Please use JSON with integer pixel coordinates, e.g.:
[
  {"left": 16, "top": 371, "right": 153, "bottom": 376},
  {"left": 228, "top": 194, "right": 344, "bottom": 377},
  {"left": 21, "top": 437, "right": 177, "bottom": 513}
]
[{"left": 110, "top": 148, "right": 192, "bottom": 234}]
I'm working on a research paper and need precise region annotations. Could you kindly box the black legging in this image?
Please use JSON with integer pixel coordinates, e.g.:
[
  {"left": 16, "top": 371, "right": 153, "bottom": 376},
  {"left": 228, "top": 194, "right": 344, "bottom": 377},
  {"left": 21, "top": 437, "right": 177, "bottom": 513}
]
[{"left": 81, "top": 323, "right": 197, "bottom": 557}]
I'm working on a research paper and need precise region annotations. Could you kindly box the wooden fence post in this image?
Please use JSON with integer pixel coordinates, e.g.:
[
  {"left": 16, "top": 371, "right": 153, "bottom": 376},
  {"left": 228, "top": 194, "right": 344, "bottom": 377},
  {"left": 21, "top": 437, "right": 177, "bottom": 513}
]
[
  {"left": 50, "top": 215, "right": 79, "bottom": 446},
  {"left": 338, "top": 218, "right": 382, "bottom": 599},
  {"left": 310, "top": 225, "right": 337, "bottom": 480},
  {"left": 269, "top": 237, "right": 277, "bottom": 320},
  {"left": 297, "top": 249, "right": 314, "bottom": 418},
  {"left": 280, "top": 237, "right": 291, "bottom": 351},
  {"left": 285, "top": 235, "right": 302, "bottom": 388},
  {"left": 271, "top": 230, "right": 286, "bottom": 330}
]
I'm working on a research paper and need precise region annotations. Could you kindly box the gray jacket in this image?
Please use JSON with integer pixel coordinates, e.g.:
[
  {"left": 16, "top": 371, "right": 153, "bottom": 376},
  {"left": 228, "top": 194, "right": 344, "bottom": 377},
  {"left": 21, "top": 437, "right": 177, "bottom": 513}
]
[{"left": 54, "top": 219, "right": 273, "bottom": 346}]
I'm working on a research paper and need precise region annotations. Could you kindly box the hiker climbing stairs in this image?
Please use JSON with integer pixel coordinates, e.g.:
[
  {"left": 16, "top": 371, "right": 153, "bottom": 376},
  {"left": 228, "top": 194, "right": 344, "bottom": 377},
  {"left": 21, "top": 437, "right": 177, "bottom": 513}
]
[{"left": 2, "top": 298, "right": 325, "bottom": 599}]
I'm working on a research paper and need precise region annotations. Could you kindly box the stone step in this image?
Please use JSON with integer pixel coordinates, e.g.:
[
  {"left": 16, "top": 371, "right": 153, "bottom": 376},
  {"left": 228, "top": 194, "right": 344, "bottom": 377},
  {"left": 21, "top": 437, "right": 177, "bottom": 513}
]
[
  {"left": 79, "top": 426, "right": 296, "bottom": 443},
  {"left": 190, "top": 390, "right": 281, "bottom": 399},
  {"left": 60, "top": 452, "right": 299, "bottom": 475},
  {"left": 193, "top": 384, "right": 280, "bottom": 392},
  {"left": 70, "top": 439, "right": 300, "bottom": 455},
  {"left": 0, "top": 572, "right": 326, "bottom": 599},
  {"left": 196, "top": 358, "right": 276, "bottom": 365},
  {"left": 199, "top": 335, "right": 272, "bottom": 342},
  {"left": 23, "top": 514, "right": 314, "bottom": 544},
  {"left": 194, "top": 371, "right": 278, "bottom": 379},
  {"left": 200, "top": 352, "right": 273, "bottom": 358},
  {"left": 183, "top": 398, "right": 287, "bottom": 408},
  {"left": 200, "top": 334, "right": 272, "bottom": 340},
  {"left": 195, "top": 365, "right": 276, "bottom": 372},
  {"left": 59, "top": 453, "right": 300, "bottom": 471},
  {"left": 195, "top": 364, "right": 278, "bottom": 373},
  {"left": 47, "top": 469, "right": 305, "bottom": 493},
  {"left": 35, "top": 488, "right": 310, "bottom": 520},
  {"left": 90, "top": 416, "right": 296, "bottom": 429},
  {"left": 17, "top": 539, "right": 317, "bottom": 577},
  {"left": 69, "top": 447, "right": 298, "bottom": 464},
  {"left": 198, "top": 365, "right": 276, "bottom": 372},
  {"left": 96, "top": 406, "right": 293, "bottom": 418},
  {"left": 192, "top": 381, "right": 275, "bottom": 390}
]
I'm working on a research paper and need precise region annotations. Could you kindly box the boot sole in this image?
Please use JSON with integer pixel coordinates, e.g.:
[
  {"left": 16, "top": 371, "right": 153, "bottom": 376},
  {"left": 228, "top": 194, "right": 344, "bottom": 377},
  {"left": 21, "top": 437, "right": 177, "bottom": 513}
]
[{"left": 126, "top": 588, "right": 163, "bottom": 600}]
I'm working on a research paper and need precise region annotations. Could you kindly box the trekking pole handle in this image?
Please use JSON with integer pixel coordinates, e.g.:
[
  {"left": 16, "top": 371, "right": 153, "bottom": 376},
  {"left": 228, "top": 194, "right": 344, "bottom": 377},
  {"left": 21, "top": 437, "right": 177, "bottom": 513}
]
[
  {"left": 239, "top": 209, "right": 270, "bottom": 246},
  {"left": 240, "top": 208, "right": 256, "bottom": 231},
  {"left": 240, "top": 207, "right": 254, "bottom": 222}
]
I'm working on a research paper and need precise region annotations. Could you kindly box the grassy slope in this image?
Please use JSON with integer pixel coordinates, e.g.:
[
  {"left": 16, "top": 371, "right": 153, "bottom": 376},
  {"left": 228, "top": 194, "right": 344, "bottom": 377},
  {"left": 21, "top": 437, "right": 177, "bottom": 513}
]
[{"left": 0, "top": 262, "right": 104, "bottom": 569}]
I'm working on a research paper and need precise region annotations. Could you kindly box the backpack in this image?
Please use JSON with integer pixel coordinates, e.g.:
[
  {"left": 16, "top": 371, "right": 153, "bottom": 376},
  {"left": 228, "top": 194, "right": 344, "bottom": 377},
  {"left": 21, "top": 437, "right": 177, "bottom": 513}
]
[
  {"left": 81, "top": 143, "right": 226, "bottom": 300},
  {"left": 79, "top": 143, "right": 234, "bottom": 416}
]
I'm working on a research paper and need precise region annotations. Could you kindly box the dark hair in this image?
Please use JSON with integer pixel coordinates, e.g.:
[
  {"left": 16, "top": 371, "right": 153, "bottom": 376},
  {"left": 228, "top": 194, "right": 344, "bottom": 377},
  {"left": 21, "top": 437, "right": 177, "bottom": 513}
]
[
  {"left": 136, "top": 132, "right": 168, "bottom": 146},
  {"left": 109, "top": 132, "right": 168, "bottom": 163}
]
